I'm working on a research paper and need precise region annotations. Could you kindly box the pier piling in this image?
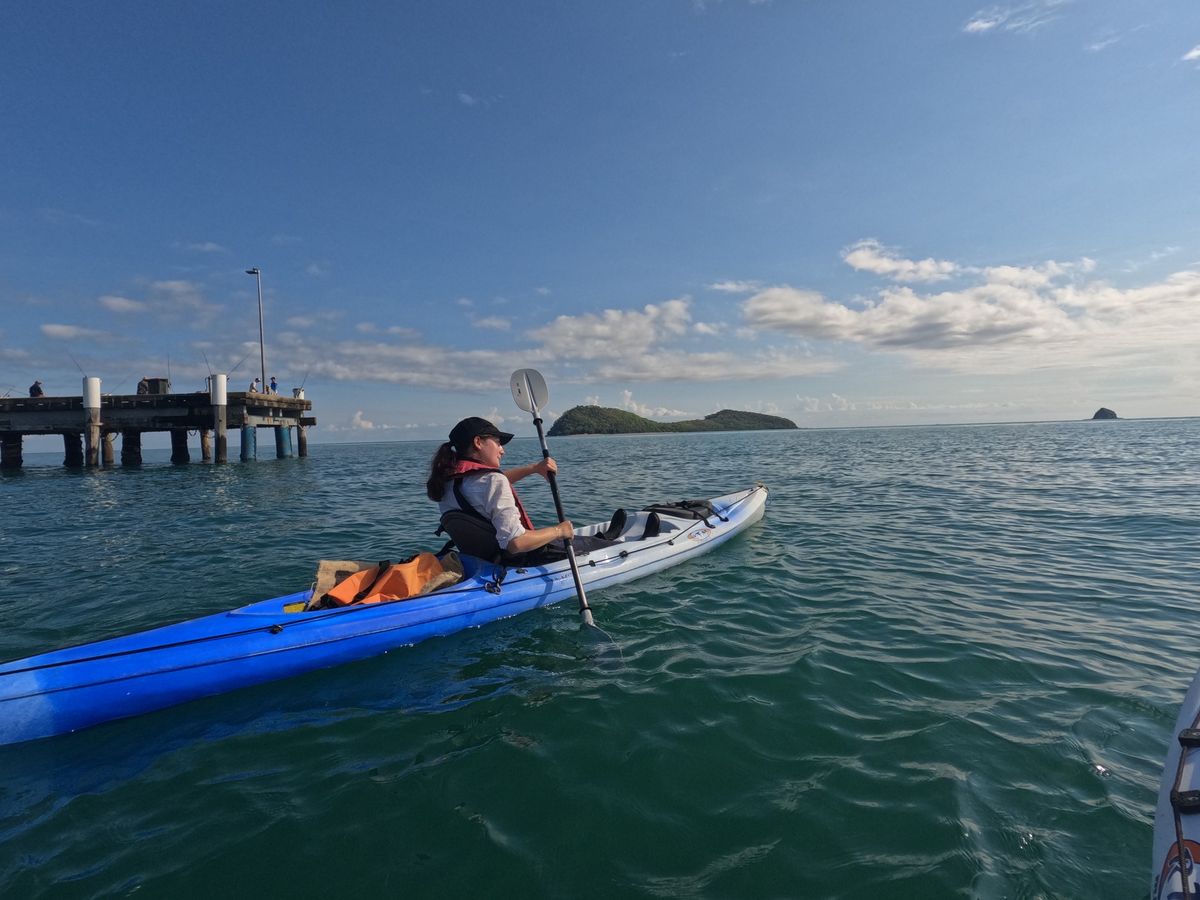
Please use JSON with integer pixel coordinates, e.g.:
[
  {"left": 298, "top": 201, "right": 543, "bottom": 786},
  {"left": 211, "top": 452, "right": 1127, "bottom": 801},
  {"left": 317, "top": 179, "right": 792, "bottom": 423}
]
[
  {"left": 83, "top": 377, "right": 101, "bottom": 467},
  {"left": 63, "top": 433, "right": 83, "bottom": 467},
  {"left": 212, "top": 374, "right": 228, "bottom": 463},
  {"left": 274, "top": 425, "right": 293, "bottom": 459},
  {"left": 170, "top": 431, "right": 190, "bottom": 464},
  {"left": 240, "top": 424, "right": 257, "bottom": 461},
  {"left": 121, "top": 431, "right": 142, "bottom": 466},
  {"left": 0, "top": 433, "right": 21, "bottom": 471}
]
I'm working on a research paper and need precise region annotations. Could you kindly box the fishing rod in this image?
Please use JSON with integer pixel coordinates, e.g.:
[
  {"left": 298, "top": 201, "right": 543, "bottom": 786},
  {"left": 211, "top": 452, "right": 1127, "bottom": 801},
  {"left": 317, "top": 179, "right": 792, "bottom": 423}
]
[{"left": 227, "top": 351, "right": 252, "bottom": 378}]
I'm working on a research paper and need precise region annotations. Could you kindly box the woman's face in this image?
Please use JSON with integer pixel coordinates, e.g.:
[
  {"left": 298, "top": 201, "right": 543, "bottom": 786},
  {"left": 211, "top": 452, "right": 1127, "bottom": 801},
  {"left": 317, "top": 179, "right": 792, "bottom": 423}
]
[{"left": 472, "top": 434, "right": 504, "bottom": 467}]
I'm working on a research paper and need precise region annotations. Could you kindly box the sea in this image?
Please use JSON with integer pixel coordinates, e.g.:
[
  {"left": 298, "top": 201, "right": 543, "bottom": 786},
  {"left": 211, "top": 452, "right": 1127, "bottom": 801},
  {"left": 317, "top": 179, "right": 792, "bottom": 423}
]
[{"left": 1, "top": 420, "right": 1197, "bottom": 899}]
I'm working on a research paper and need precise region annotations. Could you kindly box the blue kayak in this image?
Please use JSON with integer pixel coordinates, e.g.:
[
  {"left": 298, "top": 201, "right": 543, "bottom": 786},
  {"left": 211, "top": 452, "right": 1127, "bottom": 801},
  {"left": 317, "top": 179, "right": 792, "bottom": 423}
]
[{"left": 0, "top": 485, "right": 767, "bottom": 745}]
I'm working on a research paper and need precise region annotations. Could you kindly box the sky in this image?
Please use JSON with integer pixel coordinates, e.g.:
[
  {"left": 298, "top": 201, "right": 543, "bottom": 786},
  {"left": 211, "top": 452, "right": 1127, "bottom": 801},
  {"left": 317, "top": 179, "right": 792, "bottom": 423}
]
[{"left": 2, "top": 0, "right": 1198, "bottom": 446}]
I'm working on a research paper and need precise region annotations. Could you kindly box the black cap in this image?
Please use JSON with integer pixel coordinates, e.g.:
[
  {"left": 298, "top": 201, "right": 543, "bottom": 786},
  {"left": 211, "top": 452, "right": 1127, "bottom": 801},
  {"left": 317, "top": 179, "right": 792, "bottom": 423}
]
[{"left": 449, "top": 416, "right": 513, "bottom": 452}]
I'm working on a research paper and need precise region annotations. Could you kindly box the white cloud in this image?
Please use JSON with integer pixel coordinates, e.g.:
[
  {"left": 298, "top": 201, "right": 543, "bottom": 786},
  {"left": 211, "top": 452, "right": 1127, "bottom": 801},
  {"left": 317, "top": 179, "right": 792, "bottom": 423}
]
[
  {"left": 1086, "top": 36, "right": 1119, "bottom": 53},
  {"left": 38, "top": 208, "right": 101, "bottom": 227},
  {"left": 963, "top": 2, "right": 1068, "bottom": 36},
  {"left": 356, "top": 322, "right": 377, "bottom": 334},
  {"left": 797, "top": 393, "right": 1020, "bottom": 415},
  {"left": 1184, "top": 45, "right": 1200, "bottom": 63},
  {"left": 708, "top": 280, "right": 762, "bottom": 294},
  {"left": 536, "top": 286, "right": 551, "bottom": 296},
  {"left": 473, "top": 316, "right": 512, "bottom": 331},
  {"left": 694, "top": 322, "right": 721, "bottom": 335},
  {"left": 99, "top": 295, "right": 147, "bottom": 313},
  {"left": 620, "top": 389, "right": 689, "bottom": 418},
  {"left": 458, "top": 92, "right": 479, "bottom": 106},
  {"left": 386, "top": 326, "right": 418, "bottom": 337},
  {"left": 305, "top": 262, "right": 328, "bottom": 277},
  {"left": 964, "top": 9, "right": 1007, "bottom": 33},
  {"left": 173, "top": 241, "right": 227, "bottom": 253},
  {"left": 743, "top": 250, "right": 1200, "bottom": 376},
  {"left": 529, "top": 297, "right": 837, "bottom": 383},
  {"left": 274, "top": 330, "right": 527, "bottom": 392},
  {"left": 1123, "top": 245, "right": 1181, "bottom": 273},
  {"left": 350, "top": 411, "right": 375, "bottom": 430},
  {"left": 148, "top": 280, "right": 223, "bottom": 321},
  {"left": 41, "top": 323, "right": 109, "bottom": 340},
  {"left": 842, "top": 239, "right": 958, "bottom": 283},
  {"left": 742, "top": 288, "right": 858, "bottom": 341},
  {"left": 532, "top": 298, "right": 693, "bottom": 360},
  {"left": 482, "top": 407, "right": 513, "bottom": 427},
  {"left": 286, "top": 310, "right": 341, "bottom": 329}
]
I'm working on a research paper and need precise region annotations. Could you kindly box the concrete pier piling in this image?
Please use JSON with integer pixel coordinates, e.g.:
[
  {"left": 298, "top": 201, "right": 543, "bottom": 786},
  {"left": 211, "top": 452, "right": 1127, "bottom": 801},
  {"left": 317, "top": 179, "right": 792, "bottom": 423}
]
[
  {"left": 121, "top": 430, "right": 142, "bottom": 466},
  {"left": 212, "top": 374, "right": 228, "bottom": 463},
  {"left": 83, "top": 377, "right": 101, "bottom": 467},
  {"left": 63, "top": 433, "right": 83, "bottom": 467},
  {"left": 240, "top": 424, "right": 257, "bottom": 461},
  {"left": 274, "top": 425, "right": 293, "bottom": 459},
  {"left": 170, "top": 430, "right": 190, "bottom": 464},
  {"left": 1, "top": 432, "right": 21, "bottom": 470}
]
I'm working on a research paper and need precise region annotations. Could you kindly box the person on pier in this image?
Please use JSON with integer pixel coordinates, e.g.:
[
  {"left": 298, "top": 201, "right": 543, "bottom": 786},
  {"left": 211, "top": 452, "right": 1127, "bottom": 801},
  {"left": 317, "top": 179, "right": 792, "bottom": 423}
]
[
  {"left": 426, "top": 416, "right": 572, "bottom": 563},
  {"left": 28, "top": 380, "right": 44, "bottom": 397}
]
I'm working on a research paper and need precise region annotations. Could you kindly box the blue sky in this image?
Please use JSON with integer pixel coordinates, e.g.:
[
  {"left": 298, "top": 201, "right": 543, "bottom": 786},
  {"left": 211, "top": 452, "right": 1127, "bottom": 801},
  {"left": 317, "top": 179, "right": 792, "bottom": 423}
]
[{"left": 2, "top": 1, "right": 1198, "bottom": 444}]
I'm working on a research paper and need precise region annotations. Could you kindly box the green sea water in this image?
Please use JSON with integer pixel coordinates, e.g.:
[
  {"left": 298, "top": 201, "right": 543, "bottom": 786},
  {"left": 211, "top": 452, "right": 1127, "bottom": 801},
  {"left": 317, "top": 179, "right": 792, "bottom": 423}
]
[{"left": 1, "top": 421, "right": 1198, "bottom": 898}]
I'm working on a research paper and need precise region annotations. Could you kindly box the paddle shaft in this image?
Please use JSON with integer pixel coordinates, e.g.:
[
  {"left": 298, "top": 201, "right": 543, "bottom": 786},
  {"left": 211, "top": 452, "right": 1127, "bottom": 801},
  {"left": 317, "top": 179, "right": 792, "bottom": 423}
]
[{"left": 530, "top": 413, "right": 595, "bottom": 626}]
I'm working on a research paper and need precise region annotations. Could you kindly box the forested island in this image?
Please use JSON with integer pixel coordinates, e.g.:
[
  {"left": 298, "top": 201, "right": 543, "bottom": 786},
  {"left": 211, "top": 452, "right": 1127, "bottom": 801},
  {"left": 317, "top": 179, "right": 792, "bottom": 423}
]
[{"left": 547, "top": 406, "right": 798, "bottom": 436}]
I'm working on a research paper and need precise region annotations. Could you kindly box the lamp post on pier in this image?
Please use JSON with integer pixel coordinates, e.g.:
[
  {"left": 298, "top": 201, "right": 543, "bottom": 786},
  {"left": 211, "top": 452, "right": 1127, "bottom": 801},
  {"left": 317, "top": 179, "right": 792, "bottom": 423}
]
[{"left": 245, "top": 267, "right": 266, "bottom": 391}]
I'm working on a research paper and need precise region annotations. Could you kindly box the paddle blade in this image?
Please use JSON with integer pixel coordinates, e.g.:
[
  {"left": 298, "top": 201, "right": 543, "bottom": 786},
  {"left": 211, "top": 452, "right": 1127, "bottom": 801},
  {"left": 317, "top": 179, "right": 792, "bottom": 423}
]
[{"left": 510, "top": 368, "right": 549, "bottom": 414}]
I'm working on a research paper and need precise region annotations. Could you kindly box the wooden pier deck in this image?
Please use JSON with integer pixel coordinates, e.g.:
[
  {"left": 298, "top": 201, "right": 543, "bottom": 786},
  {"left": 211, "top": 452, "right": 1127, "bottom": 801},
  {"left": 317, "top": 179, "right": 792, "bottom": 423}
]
[{"left": 0, "top": 385, "right": 315, "bottom": 469}]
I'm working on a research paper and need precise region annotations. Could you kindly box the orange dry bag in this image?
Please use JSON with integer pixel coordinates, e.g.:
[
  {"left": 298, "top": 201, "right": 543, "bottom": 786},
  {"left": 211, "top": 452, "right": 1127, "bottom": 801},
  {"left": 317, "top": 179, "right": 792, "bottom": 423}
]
[{"left": 321, "top": 552, "right": 446, "bottom": 606}]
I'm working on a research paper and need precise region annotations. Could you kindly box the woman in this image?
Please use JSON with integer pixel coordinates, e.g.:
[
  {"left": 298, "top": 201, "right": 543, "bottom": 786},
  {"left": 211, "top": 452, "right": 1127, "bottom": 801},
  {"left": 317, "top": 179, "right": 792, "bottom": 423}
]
[{"left": 427, "top": 416, "right": 573, "bottom": 559}]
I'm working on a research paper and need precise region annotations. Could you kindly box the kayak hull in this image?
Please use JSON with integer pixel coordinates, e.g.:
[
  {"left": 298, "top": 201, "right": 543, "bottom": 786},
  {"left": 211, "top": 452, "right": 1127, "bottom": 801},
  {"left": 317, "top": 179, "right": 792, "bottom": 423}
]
[
  {"left": 0, "top": 485, "right": 767, "bottom": 745},
  {"left": 1153, "top": 662, "right": 1200, "bottom": 899}
]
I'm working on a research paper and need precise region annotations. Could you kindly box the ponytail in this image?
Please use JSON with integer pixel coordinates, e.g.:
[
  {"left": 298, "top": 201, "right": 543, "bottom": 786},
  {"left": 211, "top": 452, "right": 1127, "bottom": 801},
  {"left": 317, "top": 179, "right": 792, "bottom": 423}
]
[{"left": 426, "top": 441, "right": 458, "bottom": 501}]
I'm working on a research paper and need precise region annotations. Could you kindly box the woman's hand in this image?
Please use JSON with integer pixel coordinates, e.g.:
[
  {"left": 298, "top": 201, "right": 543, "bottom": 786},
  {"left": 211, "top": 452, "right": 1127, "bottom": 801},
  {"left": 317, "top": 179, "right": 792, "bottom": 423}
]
[
  {"left": 506, "top": 457, "right": 558, "bottom": 485},
  {"left": 506, "top": 518, "right": 573, "bottom": 554}
]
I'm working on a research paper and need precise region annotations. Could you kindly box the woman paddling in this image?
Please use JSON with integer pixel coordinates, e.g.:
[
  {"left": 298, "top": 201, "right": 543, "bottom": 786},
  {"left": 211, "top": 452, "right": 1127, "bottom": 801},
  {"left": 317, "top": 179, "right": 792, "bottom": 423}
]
[{"left": 427, "top": 416, "right": 573, "bottom": 560}]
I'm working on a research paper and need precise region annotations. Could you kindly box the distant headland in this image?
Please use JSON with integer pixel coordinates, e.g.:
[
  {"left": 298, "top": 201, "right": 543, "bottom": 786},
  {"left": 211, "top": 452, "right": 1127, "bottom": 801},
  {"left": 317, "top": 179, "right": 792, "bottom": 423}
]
[
  {"left": 1091, "top": 407, "right": 1118, "bottom": 420},
  {"left": 547, "top": 406, "right": 798, "bottom": 436}
]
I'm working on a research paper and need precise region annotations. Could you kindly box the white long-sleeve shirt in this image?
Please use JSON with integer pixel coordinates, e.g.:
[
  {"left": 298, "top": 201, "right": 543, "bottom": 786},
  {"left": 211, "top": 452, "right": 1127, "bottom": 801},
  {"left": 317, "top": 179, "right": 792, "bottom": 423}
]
[{"left": 438, "top": 472, "right": 527, "bottom": 550}]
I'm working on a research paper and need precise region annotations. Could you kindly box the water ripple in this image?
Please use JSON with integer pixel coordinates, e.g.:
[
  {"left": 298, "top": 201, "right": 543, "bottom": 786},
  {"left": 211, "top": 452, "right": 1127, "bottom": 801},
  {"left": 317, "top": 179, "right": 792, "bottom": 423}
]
[{"left": 1, "top": 420, "right": 1198, "bottom": 896}]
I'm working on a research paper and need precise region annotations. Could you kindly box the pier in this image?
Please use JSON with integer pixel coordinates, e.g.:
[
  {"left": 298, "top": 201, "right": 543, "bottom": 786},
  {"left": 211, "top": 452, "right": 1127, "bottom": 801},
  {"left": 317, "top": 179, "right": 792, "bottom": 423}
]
[{"left": 0, "top": 375, "right": 315, "bottom": 470}]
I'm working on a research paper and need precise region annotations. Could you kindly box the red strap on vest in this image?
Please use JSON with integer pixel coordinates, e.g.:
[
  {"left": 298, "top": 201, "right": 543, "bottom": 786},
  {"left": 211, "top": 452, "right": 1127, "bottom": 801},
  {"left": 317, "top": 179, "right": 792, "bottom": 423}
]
[{"left": 450, "top": 460, "right": 535, "bottom": 530}]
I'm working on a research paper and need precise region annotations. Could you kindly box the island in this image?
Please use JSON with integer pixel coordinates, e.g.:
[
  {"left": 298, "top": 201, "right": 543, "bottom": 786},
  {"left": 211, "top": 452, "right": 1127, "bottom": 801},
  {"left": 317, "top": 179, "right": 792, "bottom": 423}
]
[
  {"left": 1091, "top": 407, "right": 1118, "bottom": 420},
  {"left": 547, "top": 406, "right": 798, "bottom": 436}
]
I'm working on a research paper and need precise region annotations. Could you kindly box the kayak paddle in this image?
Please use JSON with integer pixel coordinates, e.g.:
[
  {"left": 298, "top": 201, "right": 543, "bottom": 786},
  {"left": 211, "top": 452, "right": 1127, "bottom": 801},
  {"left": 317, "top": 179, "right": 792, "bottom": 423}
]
[{"left": 510, "top": 368, "right": 597, "bottom": 629}]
